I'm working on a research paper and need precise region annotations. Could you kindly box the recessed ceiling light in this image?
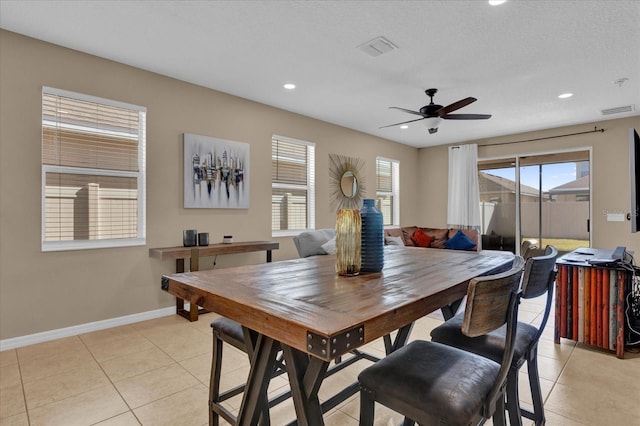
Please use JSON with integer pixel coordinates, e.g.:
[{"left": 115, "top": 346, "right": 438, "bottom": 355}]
[
  {"left": 488, "top": 0, "right": 507, "bottom": 5},
  {"left": 558, "top": 93, "right": 573, "bottom": 99},
  {"left": 400, "top": 125, "right": 409, "bottom": 129},
  {"left": 283, "top": 83, "right": 296, "bottom": 90}
]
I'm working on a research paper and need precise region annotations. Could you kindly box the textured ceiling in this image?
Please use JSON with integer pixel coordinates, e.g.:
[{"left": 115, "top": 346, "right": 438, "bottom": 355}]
[{"left": 1, "top": 0, "right": 639, "bottom": 148}]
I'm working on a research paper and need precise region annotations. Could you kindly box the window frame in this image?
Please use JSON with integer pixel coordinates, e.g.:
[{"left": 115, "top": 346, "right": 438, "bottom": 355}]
[
  {"left": 41, "top": 86, "right": 146, "bottom": 252},
  {"left": 376, "top": 156, "right": 400, "bottom": 227},
  {"left": 271, "top": 135, "right": 315, "bottom": 237}
]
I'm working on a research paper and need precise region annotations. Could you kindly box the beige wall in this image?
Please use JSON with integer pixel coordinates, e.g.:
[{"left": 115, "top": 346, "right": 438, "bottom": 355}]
[
  {"left": 417, "top": 117, "right": 640, "bottom": 253},
  {"left": 0, "top": 30, "right": 420, "bottom": 340}
]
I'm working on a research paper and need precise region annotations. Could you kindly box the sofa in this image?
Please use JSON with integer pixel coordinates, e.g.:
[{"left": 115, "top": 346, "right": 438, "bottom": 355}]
[
  {"left": 293, "top": 226, "right": 480, "bottom": 258},
  {"left": 383, "top": 226, "right": 480, "bottom": 252},
  {"left": 293, "top": 228, "right": 336, "bottom": 258}
]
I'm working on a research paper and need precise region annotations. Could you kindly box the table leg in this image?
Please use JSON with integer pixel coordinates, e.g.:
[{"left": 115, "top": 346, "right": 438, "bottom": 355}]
[
  {"left": 236, "top": 333, "right": 280, "bottom": 426},
  {"left": 175, "top": 259, "right": 187, "bottom": 317},
  {"left": 175, "top": 249, "right": 209, "bottom": 322},
  {"left": 282, "top": 345, "right": 329, "bottom": 426},
  {"left": 383, "top": 322, "right": 414, "bottom": 354},
  {"left": 267, "top": 250, "right": 272, "bottom": 263},
  {"left": 440, "top": 299, "right": 464, "bottom": 320}
]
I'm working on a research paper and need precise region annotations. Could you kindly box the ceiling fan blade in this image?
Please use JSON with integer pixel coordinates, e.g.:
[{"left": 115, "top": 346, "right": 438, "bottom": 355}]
[
  {"left": 437, "top": 97, "right": 476, "bottom": 116},
  {"left": 389, "top": 106, "right": 425, "bottom": 117},
  {"left": 441, "top": 113, "right": 492, "bottom": 120},
  {"left": 379, "top": 117, "right": 425, "bottom": 129}
]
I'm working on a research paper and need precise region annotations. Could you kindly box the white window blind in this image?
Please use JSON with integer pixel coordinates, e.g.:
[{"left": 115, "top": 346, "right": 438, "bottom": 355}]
[
  {"left": 376, "top": 157, "right": 400, "bottom": 226},
  {"left": 41, "top": 87, "right": 146, "bottom": 251},
  {"left": 271, "top": 135, "right": 315, "bottom": 234}
]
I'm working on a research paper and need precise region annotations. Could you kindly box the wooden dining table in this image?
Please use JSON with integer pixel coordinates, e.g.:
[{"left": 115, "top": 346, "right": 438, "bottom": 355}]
[{"left": 161, "top": 246, "right": 514, "bottom": 425}]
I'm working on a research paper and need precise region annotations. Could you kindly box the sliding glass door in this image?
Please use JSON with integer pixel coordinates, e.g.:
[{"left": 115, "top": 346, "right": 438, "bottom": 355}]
[
  {"left": 478, "top": 158, "right": 518, "bottom": 252},
  {"left": 479, "top": 150, "right": 590, "bottom": 255}
]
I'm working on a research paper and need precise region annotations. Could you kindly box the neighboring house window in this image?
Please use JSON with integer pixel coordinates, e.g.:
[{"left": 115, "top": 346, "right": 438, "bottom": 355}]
[
  {"left": 376, "top": 157, "right": 400, "bottom": 226},
  {"left": 271, "top": 135, "right": 315, "bottom": 234},
  {"left": 42, "top": 87, "right": 146, "bottom": 251}
]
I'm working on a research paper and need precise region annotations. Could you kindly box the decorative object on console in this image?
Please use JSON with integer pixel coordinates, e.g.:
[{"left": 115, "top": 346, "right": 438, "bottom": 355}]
[
  {"left": 335, "top": 209, "right": 361, "bottom": 276},
  {"left": 183, "top": 229, "right": 198, "bottom": 247},
  {"left": 222, "top": 235, "right": 233, "bottom": 244},
  {"left": 198, "top": 232, "right": 209, "bottom": 246},
  {"left": 183, "top": 133, "right": 250, "bottom": 209},
  {"left": 360, "top": 199, "right": 384, "bottom": 272},
  {"left": 329, "top": 153, "right": 366, "bottom": 276}
]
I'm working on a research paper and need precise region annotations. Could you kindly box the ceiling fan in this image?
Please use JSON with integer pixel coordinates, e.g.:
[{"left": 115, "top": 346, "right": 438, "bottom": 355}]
[{"left": 381, "top": 88, "right": 492, "bottom": 134}]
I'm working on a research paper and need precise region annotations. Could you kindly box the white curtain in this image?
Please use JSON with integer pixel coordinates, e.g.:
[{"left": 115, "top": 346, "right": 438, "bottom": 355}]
[{"left": 447, "top": 144, "right": 481, "bottom": 230}]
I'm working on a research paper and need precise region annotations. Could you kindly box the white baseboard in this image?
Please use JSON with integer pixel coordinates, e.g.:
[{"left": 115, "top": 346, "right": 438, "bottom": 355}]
[{"left": 0, "top": 306, "right": 175, "bottom": 351}]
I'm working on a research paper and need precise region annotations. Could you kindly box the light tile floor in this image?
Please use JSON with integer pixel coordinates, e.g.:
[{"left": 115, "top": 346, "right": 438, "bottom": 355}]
[{"left": 1, "top": 295, "right": 639, "bottom": 426}]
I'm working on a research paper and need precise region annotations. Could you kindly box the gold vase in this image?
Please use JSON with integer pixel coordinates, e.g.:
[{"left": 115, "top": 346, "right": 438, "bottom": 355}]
[{"left": 335, "top": 209, "right": 361, "bottom": 276}]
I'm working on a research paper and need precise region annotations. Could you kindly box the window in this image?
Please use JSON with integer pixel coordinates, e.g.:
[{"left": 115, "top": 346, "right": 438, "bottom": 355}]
[
  {"left": 376, "top": 157, "right": 399, "bottom": 226},
  {"left": 42, "top": 87, "right": 146, "bottom": 251},
  {"left": 271, "top": 135, "right": 315, "bottom": 234}
]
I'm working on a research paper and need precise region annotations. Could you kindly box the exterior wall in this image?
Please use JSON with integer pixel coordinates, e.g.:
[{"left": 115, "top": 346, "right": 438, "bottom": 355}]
[
  {"left": 485, "top": 201, "right": 590, "bottom": 240},
  {"left": 418, "top": 116, "right": 640, "bottom": 254},
  {"left": 0, "top": 30, "right": 420, "bottom": 340}
]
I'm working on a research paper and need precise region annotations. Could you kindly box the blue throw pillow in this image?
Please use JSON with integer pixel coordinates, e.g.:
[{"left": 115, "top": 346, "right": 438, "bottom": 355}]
[{"left": 444, "top": 229, "right": 477, "bottom": 251}]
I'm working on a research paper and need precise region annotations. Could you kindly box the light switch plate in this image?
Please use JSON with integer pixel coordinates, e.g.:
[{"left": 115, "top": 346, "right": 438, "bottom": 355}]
[{"left": 606, "top": 213, "right": 625, "bottom": 222}]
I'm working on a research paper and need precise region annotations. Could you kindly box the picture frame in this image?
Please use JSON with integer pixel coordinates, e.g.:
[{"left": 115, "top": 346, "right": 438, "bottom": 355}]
[{"left": 183, "top": 133, "right": 250, "bottom": 208}]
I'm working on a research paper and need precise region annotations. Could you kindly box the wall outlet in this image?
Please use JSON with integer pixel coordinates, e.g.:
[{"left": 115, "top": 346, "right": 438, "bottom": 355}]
[{"left": 607, "top": 213, "right": 625, "bottom": 222}]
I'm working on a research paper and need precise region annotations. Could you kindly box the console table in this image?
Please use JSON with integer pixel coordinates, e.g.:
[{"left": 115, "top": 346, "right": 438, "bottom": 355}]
[
  {"left": 555, "top": 247, "right": 632, "bottom": 358},
  {"left": 149, "top": 241, "right": 279, "bottom": 321}
]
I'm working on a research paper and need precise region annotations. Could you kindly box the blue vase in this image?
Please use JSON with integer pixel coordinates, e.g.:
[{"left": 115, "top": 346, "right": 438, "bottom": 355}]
[{"left": 360, "top": 199, "right": 384, "bottom": 272}]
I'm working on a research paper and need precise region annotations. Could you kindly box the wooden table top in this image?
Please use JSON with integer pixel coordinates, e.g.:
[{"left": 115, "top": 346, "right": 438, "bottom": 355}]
[
  {"left": 149, "top": 240, "right": 279, "bottom": 260},
  {"left": 161, "top": 246, "right": 513, "bottom": 360}
]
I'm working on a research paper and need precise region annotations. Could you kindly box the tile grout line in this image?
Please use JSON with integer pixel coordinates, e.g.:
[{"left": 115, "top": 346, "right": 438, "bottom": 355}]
[
  {"left": 77, "top": 332, "right": 143, "bottom": 426},
  {"left": 14, "top": 349, "right": 31, "bottom": 425}
]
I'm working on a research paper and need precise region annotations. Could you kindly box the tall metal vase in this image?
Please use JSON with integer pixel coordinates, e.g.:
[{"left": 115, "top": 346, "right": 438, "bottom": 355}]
[
  {"left": 360, "top": 199, "right": 384, "bottom": 272},
  {"left": 335, "top": 209, "right": 361, "bottom": 276}
]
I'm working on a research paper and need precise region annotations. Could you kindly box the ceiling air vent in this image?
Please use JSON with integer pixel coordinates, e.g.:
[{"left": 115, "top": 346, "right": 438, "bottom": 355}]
[
  {"left": 601, "top": 105, "right": 635, "bottom": 116},
  {"left": 357, "top": 36, "right": 398, "bottom": 57}
]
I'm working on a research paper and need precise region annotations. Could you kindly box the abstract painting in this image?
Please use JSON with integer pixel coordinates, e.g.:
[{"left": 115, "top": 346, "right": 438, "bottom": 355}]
[{"left": 183, "top": 133, "right": 249, "bottom": 208}]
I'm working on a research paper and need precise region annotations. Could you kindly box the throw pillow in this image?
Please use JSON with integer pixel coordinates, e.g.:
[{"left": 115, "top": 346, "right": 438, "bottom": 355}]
[
  {"left": 422, "top": 228, "right": 449, "bottom": 249},
  {"left": 385, "top": 235, "right": 405, "bottom": 246},
  {"left": 401, "top": 226, "right": 419, "bottom": 247},
  {"left": 412, "top": 228, "right": 433, "bottom": 248},
  {"left": 444, "top": 229, "right": 477, "bottom": 251},
  {"left": 321, "top": 237, "right": 337, "bottom": 254}
]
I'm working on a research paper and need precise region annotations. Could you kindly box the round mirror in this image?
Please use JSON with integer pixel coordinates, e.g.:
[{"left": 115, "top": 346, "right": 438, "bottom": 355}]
[{"left": 340, "top": 171, "right": 358, "bottom": 198}]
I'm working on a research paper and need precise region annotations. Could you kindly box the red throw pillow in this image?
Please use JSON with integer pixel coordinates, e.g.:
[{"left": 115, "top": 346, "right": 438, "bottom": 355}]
[{"left": 412, "top": 228, "right": 433, "bottom": 248}]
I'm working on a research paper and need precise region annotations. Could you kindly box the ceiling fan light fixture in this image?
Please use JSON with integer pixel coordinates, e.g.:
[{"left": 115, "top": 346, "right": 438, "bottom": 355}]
[{"left": 423, "top": 117, "right": 441, "bottom": 132}]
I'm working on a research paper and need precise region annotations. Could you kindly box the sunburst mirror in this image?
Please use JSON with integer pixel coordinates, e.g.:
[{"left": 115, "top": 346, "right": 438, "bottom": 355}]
[{"left": 329, "top": 153, "right": 366, "bottom": 211}]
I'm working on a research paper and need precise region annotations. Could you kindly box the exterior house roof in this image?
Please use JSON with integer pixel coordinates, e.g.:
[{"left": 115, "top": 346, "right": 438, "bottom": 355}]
[
  {"left": 479, "top": 172, "right": 540, "bottom": 198},
  {"left": 547, "top": 175, "right": 590, "bottom": 194}
]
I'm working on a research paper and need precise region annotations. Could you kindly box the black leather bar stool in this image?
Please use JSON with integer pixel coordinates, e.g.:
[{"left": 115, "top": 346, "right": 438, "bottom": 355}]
[
  {"left": 209, "top": 317, "right": 286, "bottom": 426},
  {"left": 358, "top": 256, "right": 525, "bottom": 426},
  {"left": 431, "top": 246, "right": 557, "bottom": 426}
]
